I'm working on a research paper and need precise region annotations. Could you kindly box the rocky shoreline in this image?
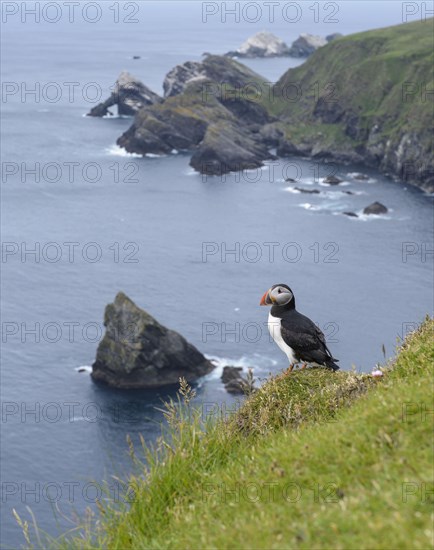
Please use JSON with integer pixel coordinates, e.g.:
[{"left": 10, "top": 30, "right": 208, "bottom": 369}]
[{"left": 89, "top": 20, "right": 433, "bottom": 192}]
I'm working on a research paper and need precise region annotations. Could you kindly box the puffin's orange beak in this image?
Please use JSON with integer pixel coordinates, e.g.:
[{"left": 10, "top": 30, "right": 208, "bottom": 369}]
[{"left": 260, "top": 289, "right": 271, "bottom": 306}]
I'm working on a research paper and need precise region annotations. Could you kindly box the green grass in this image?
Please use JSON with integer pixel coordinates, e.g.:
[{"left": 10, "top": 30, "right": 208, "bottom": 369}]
[
  {"left": 269, "top": 18, "right": 434, "bottom": 163},
  {"left": 47, "top": 317, "right": 434, "bottom": 550}
]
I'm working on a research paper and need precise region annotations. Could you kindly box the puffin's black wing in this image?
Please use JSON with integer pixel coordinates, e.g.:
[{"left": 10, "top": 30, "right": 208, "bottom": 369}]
[{"left": 280, "top": 311, "right": 339, "bottom": 370}]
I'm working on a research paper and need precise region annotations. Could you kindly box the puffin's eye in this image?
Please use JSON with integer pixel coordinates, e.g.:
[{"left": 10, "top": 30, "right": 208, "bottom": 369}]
[{"left": 278, "top": 288, "right": 281, "bottom": 294}]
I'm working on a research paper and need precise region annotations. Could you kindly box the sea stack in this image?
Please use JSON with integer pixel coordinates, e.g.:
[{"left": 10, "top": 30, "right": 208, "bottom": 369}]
[{"left": 91, "top": 292, "right": 214, "bottom": 389}]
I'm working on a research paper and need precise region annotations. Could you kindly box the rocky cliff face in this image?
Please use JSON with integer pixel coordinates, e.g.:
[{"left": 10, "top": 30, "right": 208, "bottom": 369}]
[
  {"left": 105, "top": 20, "right": 432, "bottom": 190},
  {"left": 87, "top": 71, "right": 162, "bottom": 117},
  {"left": 118, "top": 56, "right": 275, "bottom": 174},
  {"left": 91, "top": 292, "right": 214, "bottom": 389},
  {"left": 273, "top": 19, "right": 434, "bottom": 192},
  {"left": 225, "top": 31, "right": 340, "bottom": 59},
  {"left": 163, "top": 61, "right": 205, "bottom": 98},
  {"left": 225, "top": 31, "right": 290, "bottom": 58}
]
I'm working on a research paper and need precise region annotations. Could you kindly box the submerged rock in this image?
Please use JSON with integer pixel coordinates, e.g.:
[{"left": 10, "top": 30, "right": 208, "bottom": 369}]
[
  {"left": 363, "top": 202, "right": 388, "bottom": 215},
  {"left": 353, "top": 172, "right": 370, "bottom": 180},
  {"left": 289, "top": 34, "right": 328, "bottom": 57},
  {"left": 343, "top": 211, "right": 358, "bottom": 217},
  {"left": 221, "top": 366, "right": 252, "bottom": 394},
  {"left": 87, "top": 71, "right": 162, "bottom": 117},
  {"left": 91, "top": 292, "right": 214, "bottom": 389},
  {"left": 323, "top": 175, "right": 342, "bottom": 185},
  {"left": 294, "top": 187, "right": 320, "bottom": 194},
  {"left": 221, "top": 366, "right": 243, "bottom": 384},
  {"left": 225, "top": 31, "right": 290, "bottom": 58}
]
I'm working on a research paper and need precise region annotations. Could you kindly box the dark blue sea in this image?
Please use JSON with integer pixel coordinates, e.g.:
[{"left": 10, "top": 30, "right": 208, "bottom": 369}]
[{"left": 1, "top": 2, "right": 432, "bottom": 547}]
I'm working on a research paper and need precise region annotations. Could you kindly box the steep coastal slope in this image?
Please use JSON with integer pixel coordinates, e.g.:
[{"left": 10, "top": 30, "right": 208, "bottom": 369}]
[
  {"left": 270, "top": 18, "right": 434, "bottom": 191},
  {"left": 59, "top": 318, "right": 433, "bottom": 549},
  {"left": 115, "top": 19, "right": 433, "bottom": 189}
]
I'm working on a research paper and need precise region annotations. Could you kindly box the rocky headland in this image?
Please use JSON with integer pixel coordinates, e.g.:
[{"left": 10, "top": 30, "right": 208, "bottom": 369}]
[
  {"left": 117, "top": 55, "right": 276, "bottom": 175},
  {"left": 95, "top": 19, "right": 433, "bottom": 191}
]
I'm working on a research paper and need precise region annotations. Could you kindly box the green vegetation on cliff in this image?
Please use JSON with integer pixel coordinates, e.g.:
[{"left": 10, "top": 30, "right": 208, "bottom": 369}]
[
  {"left": 267, "top": 19, "right": 434, "bottom": 190},
  {"left": 117, "top": 19, "right": 433, "bottom": 187},
  {"left": 54, "top": 318, "right": 433, "bottom": 549}
]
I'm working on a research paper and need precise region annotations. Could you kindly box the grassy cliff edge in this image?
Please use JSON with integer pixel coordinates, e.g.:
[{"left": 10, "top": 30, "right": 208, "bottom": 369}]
[
  {"left": 269, "top": 19, "right": 434, "bottom": 191},
  {"left": 53, "top": 318, "right": 433, "bottom": 549}
]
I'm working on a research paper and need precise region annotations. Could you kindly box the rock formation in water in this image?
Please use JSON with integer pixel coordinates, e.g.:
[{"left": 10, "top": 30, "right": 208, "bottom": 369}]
[
  {"left": 87, "top": 71, "right": 162, "bottom": 117},
  {"left": 91, "top": 292, "right": 214, "bottom": 389},
  {"left": 221, "top": 366, "right": 253, "bottom": 394},
  {"left": 323, "top": 175, "right": 342, "bottom": 185},
  {"left": 94, "top": 20, "right": 432, "bottom": 190},
  {"left": 294, "top": 187, "right": 320, "bottom": 194},
  {"left": 118, "top": 56, "right": 276, "bottom": 175},
  {"left": 225, "top": 31, "right": 290, "bottom": 58},
  {"left": 363, "top": 202, "right": 388, "bottom": 215}
]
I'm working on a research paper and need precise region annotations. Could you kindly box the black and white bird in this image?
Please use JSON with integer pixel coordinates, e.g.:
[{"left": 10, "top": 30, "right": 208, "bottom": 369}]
[{"left": 260, "top": 283, "right": 339, "bottom": 372}]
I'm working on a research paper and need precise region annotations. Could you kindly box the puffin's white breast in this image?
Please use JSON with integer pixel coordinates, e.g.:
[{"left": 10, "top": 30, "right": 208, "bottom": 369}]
[{"left": 268, "top": 311, "right": 296, "bottom": 364}]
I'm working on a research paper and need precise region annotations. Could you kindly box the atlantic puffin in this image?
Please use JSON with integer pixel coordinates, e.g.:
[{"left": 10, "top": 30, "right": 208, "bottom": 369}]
[{"left": 260, "top": 284, "right": 339, "bottom": 372}]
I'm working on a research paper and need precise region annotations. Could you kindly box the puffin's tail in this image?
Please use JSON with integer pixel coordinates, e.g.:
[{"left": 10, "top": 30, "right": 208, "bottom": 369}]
[{"left": 326, "top": 358, "right": 340, "bottom": 371}]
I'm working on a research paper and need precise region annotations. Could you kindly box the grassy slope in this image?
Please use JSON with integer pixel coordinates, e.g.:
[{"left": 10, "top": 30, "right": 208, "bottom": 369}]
[
  {"left": 61, "top": 318, "right": 434, "bottom": 550},
  {"left": 266, "top": 19, "right": 434, "bottom": 165}
]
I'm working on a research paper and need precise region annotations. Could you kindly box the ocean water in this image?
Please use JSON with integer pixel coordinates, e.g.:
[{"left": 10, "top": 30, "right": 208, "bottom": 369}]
[{"left": 1, "top": 2, "right": 433, "bottom": 547}]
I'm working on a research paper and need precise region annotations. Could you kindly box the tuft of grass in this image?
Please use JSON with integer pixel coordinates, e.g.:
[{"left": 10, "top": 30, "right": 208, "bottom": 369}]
[
  {"left": 229, "top": 368, "right": 375, "bottom": 437},
  {"left": 27, "top": 318, "right": 433, "bottom": 549}
]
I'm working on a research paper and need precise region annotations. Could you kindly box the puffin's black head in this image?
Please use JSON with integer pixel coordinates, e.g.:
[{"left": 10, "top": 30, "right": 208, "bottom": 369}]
[{"left": 260, "top": 284, "right": 294, "bottom": 307}]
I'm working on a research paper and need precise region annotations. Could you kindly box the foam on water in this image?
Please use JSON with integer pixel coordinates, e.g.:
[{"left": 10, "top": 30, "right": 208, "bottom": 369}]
[
  {"left": 205, "top": 354, "right": 277, "bottom": 380},
  {"left": 319, "top": 179, "right": 351, "bottom": 187},
  {"left": 145, "top": 152, "right": 166, "bottom": 158},
  {"left": 75, "top": 365, "right": 92, "bottom": 373},
  {"left": 105, "top": 144, "right": 142, "bottom": 158}
]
